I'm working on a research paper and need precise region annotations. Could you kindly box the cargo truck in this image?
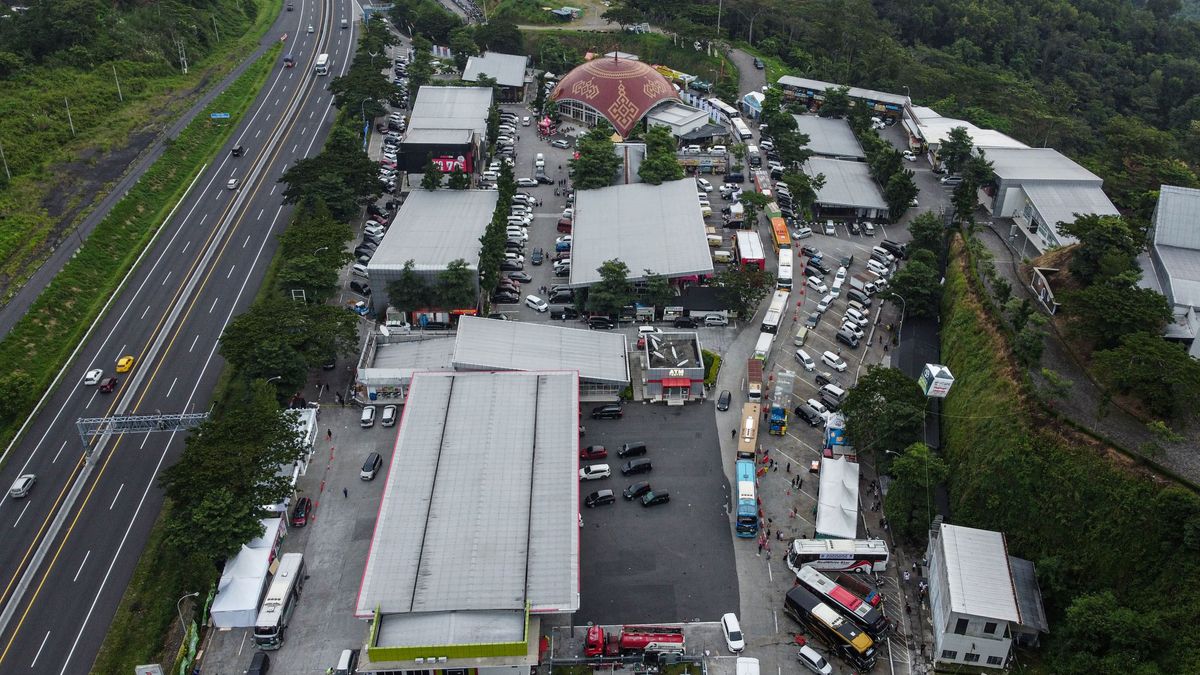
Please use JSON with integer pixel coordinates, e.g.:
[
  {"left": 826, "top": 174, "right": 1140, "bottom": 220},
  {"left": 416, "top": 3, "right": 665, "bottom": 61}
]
[
  {"left": 584, "top": 625, "right": 685, "bottom": 657},
  {"left": 746, "top": 360, "right": 763, "bottom": 401}
]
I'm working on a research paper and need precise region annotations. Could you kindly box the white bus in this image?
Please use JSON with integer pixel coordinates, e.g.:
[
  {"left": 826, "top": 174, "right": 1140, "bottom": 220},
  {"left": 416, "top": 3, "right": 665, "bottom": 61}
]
[
  {"left": 731, "top": 117, "right": 753, "bottom": 141},
  {"left": 708, "top": 97, "right": 740, "bottom": 120},
  {"left": 314, "top": 53, "right": 330, "bottom": 76},
  {"left": 777, "top": 249, "right": 793, "bottom": 290},
  {"left": 761, "top": 289, "right": 790, "bottom": 334},
  {"left": 752, "top": 331, "right": 774, "bottom": 363},
  {"left": 787, "top": 539, "right": 890, "bottom": 575},
  {"left": 254, "top": 553, "right": 306, "bottom": 649}
]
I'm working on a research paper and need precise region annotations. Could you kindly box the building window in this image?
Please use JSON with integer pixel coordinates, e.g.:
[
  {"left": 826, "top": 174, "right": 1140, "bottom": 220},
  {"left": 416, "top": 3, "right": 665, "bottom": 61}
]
[
  {"left": 984, "top": 621, "right": 997, "bottom": 634},
  {"left": 941, "top": 650, "right": 957, "bottom": 660},
  {"left": 954, "top": 618, "right": 969, "bottom": 635},
  {"left": 987, "top": 656, "right": 1003, "bottom": 666},
  {"left": 964, "top": 653, "right": 981, "bottom": 663}
]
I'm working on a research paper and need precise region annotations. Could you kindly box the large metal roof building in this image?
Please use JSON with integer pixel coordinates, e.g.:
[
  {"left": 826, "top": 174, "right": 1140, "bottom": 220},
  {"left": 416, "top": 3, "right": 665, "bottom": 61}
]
[
  {"left": 365, "top": 189, "right": 498, "bottom": 311},
  {"left": 462, "top": 51, "right": 529, "bottom": 89},
  {"left": 453, "top": 316, "right": 629, "bottom": 397},
  {"left": 356, "top": 370, "right": 580, "bottom": 672},
  {"left": 803, "top": 157, "right": 888, "bottom": 218},
  {"left": 791, "top": 115, "right": 865, "bottom": 159},
  {"left": 568, "top": 178, "right": 713, "bottom": 287}
]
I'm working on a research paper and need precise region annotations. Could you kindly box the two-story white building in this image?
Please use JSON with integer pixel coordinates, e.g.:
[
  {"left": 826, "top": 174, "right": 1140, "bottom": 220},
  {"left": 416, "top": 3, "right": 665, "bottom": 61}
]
[{"left": 926, "top": 522, "right": 1048, "bottom": 669}]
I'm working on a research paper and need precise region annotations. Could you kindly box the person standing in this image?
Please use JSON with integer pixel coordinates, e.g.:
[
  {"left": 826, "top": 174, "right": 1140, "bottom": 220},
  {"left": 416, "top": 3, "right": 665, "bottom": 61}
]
[{"left": 343, "top": 487, "right": 349, "bottom": 498}]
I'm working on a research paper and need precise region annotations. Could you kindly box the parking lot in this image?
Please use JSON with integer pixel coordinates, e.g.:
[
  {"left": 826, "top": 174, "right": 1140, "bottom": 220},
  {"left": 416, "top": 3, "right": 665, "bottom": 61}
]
[{"left": 577, "top": 401, "right": 740, "bottom": 625}]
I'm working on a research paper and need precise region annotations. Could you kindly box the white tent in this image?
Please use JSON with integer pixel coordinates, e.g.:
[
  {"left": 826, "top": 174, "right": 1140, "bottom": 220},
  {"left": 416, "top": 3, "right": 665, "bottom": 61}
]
[
  {"left": 210, "top": 517, "right": 284, "bottom": 628},
  {"left": 816, "top": 457, "right": 860, "bottom": 540}
]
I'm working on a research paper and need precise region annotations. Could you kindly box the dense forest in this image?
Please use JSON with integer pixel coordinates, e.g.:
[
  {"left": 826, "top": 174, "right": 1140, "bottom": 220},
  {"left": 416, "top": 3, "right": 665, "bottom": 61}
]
[{"left": 618, "top": 0, "right": 1200, "bottom": 222}]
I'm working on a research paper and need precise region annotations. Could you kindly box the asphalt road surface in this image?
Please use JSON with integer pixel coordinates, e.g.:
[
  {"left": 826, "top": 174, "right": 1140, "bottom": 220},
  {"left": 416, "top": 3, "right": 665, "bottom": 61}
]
[{"left": 0, "top": 0, "right": 360, "bottom": 671}]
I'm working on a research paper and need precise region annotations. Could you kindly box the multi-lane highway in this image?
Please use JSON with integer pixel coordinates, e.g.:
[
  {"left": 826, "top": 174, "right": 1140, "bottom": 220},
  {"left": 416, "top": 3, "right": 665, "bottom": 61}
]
[{"left": 0, "top": 0, "right": 363, "bottom": 670}]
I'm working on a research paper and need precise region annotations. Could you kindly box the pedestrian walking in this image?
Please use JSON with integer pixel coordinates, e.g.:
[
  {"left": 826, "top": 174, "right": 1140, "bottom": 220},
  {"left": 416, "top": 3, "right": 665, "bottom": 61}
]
[
  {"left": 772, "top": 463, "right": 777, "bottom": 472},
  {"left": 905, "top": 602, "right": 912, "bottom": 615},
  {"left": 757, "top": 541, "right": 763, "bottom": 555},
  {"left": 903, "top": 570, "right": 911, "bottom": 584},
  {"left": 731, "top": 428, "right": 737, "bottom": 439},
  {"left": 327, "top": 428, "right": 333, "bottom": 441},
  {"left": 912, "top": 561, "right": 918, "bottom": 573},
  {"left": 786, "top": 462, "right": 791, "bottom": 473},
  {"left": 343, "top": 487, "right": 349, "bottom": 498}
]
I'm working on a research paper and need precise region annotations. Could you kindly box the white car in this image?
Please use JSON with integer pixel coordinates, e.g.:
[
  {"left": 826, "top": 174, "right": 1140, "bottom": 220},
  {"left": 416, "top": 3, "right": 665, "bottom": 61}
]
[
  {"left": 83, "top": 369, "right": 104, "bottom": 386},
  {"left": 902, "top": 150, "right": 917, "bottom": 161},
  {"left": 864, "top": 222, "right": 876, "bottom": 235},
  {"left": 710, "top": 145, "right": 727, "bottom": 154},
  {"left": 504, "top": 252, "right": 524, "bottom": 264},
  {"left": 824, "top": 221, "right": 836, "bottom": 235},
  {"left": 579, "top": 464, "right": 611, "bottom": 481},
  {"left": 835, "top": 266, "right": 847, "bottom": 283},
  {"left": 840, "top": 322, "right": 865, "bottom": 339},
  {"left": 696, "top": 178, "right": 713, "bottom": 192},
  {"left": 226, "top": 178, "right": 239, "bottom": 190},
  {"left": 816, "top": 293, "right": 835, "bottom": 312},
  {"left": 525, "top": 295, "right": 549, "bottom": 312},
  {"left": 556, "top": 235, "right": 572, "bottom": 245},
  {"left": 794, "top": 227, "right": 813, "bottom": 239},
  {"left": 638, "top": 325, "right": 662, "bottom": 336},
  {"left": 806, "top": 277, "right": 828, "bottom": 293},
  {"left": 807, "top": 398, "right": 828, "bottom": 415},
  {"left": 8, "top": 474, "right": 35, "bottom": 499},
  {"left": 561, "top": 208, "right": 573, "bottom": 219},
  {"left": 522, "top": 116, "right": 531, "bottom": 126},
  {"left": 797, "top": 644, "right": 833, "bottom": 674},
  {"left": 720, "top": 612, "right": 745, "bottom": 653},
  {"left": 822, "top": 351, "right": 847, "bottom": 372},
  {"left": 516, "top": 177, "right": 539, "bottom": 187}
]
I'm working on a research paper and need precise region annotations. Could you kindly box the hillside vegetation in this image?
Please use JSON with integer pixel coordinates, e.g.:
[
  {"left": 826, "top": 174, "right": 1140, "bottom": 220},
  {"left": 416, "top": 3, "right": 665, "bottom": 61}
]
[
  {"left": 942, "top": 235, "right": 1200, "bottom": 673},
  {"left": 0, "top": 0, "right": 272, "bottom": 301}
]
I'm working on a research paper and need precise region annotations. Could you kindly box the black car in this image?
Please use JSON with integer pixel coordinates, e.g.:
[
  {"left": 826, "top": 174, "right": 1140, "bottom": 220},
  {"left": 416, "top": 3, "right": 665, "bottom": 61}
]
[
  {"left": 350, "top": 280, "right": 371, "bottom": 296},
  {"left": 591, "top": 404, "right": 623, "bottom": 419},
  {"left": 537, "top": 174, "right": 556, "bottom": 185},
  {"left": 753, "top": 57, "right": 765, "bottom": 69},
  {"left": 717, "top": 390, "right": 732, "bottom": 411},
  {"left": 550, "top": 305, "right": 578, "bottom": 320},
  {"left": 641, "top": 490, "right": 670, "bottom": 506},
  {"left": 584, "top": 489, "right": 616, "bottom": 508},
  {"left": 553, "top": 267, "right": 570, "bottom": 277},
  {"left": 623, "top": 481, "right": 652, "bottom": 500},
  {"left": 587, "top": 316, "right": 615, "bottom": 329},
  {"left": 500, "top": 260, "right": 524, "bottom": 271},
  {"left": 492, "top": 293, "right": 519, "bottom": 304},
  {"left": 531, "top": 247, "right": 545, "bottom": 265},
  {"left": 725, "top": 172, "right": 745, "bottom": 183},
  {"left": 549, "top": 291, "right": 574, "bottom": 304},
  {"left": 794, "top": 403, "right": 825, "bottom": 427},
  {"left": 805, "top": 311, "right": 821, "bottom": 328},
  {"left": 847, "top": 221, "right": 861, "bottom": 235},
  {"left": 800, "top": 245, "right": 822, "bottom": 259},
  {"left": 617, "top": 442, "right": 647, "bottom": 458},
  {"left": 809, "top": 259, "right": 831, "bottom": 275},
  {"left": 231, "top": 145, "right": 245, "bottom": 157},
  {"left": 804, "top": 265, "right": 825, "bottom": 279},
  {"left": 246, "top": 651, "right": 270, "bottom": 675},
  {"left": 621, "top": 458, "right": 652, "bottom": 475},
  {"left": 506, "top": 271, "right": 532, "bottom": 283},
  {"left": 673, "top": 316, "right": 699, "bottom": 328}
]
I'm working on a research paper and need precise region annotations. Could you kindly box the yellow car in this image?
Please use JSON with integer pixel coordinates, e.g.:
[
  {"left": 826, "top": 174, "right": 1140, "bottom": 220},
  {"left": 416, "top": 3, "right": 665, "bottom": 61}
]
[{"left": 116, "top": 355, "right": 135, "bottom": 373}]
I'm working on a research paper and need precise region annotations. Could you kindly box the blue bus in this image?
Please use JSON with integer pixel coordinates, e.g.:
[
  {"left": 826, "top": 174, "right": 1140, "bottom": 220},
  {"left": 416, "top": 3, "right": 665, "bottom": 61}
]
[{"left": 735, "top": 459, "right": 759, "bottom": 537}]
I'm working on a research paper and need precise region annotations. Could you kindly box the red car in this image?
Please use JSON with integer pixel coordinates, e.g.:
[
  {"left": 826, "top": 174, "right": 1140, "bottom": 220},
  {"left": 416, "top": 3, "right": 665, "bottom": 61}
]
[
  {"left": 580, "top": 445, "right": 607, "bottom": 460},
  {"left": 291, "top": 496, "right": 313, "bottom": 527},
  {"left": 99, "top": 377, "right": 118, "bottom": 393}
]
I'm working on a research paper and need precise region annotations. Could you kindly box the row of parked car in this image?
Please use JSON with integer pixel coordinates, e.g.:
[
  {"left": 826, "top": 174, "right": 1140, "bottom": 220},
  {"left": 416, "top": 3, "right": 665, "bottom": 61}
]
[{"left": 578, "top": 405, "right": 670, "bottom": 508}]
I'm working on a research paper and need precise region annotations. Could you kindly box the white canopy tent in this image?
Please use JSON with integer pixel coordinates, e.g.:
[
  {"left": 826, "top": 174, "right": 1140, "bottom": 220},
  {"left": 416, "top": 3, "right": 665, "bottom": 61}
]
[
  {"left": 210, "top": 517, "right": 284, "bottom": 628},
  {"left": 816, "top": 457, "right": 860, "bottom": 540}
]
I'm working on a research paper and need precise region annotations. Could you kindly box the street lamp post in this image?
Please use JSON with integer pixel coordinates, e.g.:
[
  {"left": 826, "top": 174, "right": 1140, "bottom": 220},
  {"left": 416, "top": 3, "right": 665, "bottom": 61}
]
[
  {"left": 313, "top": 246, "right": 329, "bottom": 256},
  {"left": 890, "top": 292, "right": 907, "bottom": 344},
  {"left": 266, "top": 375, "right": 282, "bottom": 384},
  {"left": 176, "top": 591, "right": 199, "bottom": 637}
]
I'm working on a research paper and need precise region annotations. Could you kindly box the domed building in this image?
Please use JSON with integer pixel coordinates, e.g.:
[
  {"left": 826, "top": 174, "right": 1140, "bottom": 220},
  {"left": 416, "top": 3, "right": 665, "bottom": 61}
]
[{"left": 550, "top": 56, "right": 681, "bottom": 138}]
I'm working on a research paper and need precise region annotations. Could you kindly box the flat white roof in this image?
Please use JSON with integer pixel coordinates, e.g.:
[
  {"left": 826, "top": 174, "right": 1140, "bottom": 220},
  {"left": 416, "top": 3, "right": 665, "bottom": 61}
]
[
  {"left": 937, "top": 523, "right": 1020, "bottom": 622},
  {"left": 453, "top": 316, "right": 630, "bottom": 385},
  {"left": 368, "top": 190, "right": 498, "bottom": 272},
  {"left": 776, "top": 75, "right": 908, "bottom": 106},
  {"left": 569, "top": 178, "right": 714, "bottom": 286},
  {"left": 804, "top": 157, "right": 888, "bottom": 210},
  {"left": 407, "top": 85, "right": 493, "bottom": 137},
  {"left": 648, "top": 103, "right": 708, "bottom": 126},
  {"left": 462, "top": 51, "right": 528, "bottom": 88},
  {"left": 985, "top": 147, "right": 1102, "bottom": 183},
  {"left": 791, "top": 115, "right": 865, "bottom": 158},
  {"left": 907, "top": 108, "right": 1028, "bottom": 150},
  {"left": 1154, "top": 185, "right": 1200, "bottom": 250},
  {"left": 1022, "top": 183, "right": 1119, "bottom": 244},
  {"left": 356, "top": 371, "right": 580, "bottom": 617},
  {"left": 816, "top": 457, "right": 859, "bottom": 539}
]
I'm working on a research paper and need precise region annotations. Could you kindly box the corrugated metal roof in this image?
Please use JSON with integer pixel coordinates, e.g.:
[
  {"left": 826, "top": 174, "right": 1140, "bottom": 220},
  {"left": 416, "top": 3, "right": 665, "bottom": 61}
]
[
  {"left": 1154, "top": 185, "right": 1200, "bottom": 250},
  {"left": 937, "top": 524, "right": 1020, "bottom": 622},
  {"left": 407, "top": 85, "right": 493, "bottom": 137},
  {"left": 985, "top": 147, "right": 1102, "bottom": 183},
  {"left": 1155, "top": 246, "right": 1200, "bottom": 308},
  {"left": 462, "top": 52, "right": 528, "bottom": 88},
  {"left": 356, "top": 371, "right": 580, "bottom": 617},
  {"left": 776, "top": 75, "right": 908, "bottom": 106},
  {"left": 1007, "top": 557, "right": 1049, "bottom": 634},
  {"left": 368, "top": 190, "right": 498, "bottom": 272},
  {"left": 906, "top": 108, "right": 1027, "bottom": 150},
  {"left": 804, "top": 157, "right": 888, "bottom": 210},
  {"left": 792, "top": 115, "right": 865, "bottom": 158},
  {"left": 1021, "top": 183, "right": 1119, "bottom": 245},
  {"left": 569, "top": 179, "right": 714, "bottom": 286},
  {"left": 453, "top": 316, "right": 629, "bottom": 384},
  {"left": 648, "top": 103, "right": 708, "bottom": 126}
]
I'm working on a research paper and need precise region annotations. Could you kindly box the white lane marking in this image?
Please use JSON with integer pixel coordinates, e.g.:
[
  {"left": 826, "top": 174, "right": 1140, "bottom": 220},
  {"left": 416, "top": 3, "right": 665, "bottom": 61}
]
[
  {"left": 292, "top": 144, "right": 298, "bottom": 154},
  {"left": 255, "top": 128, "right": 262, "bottom": 139},
  {"left": 86, "top": 390, "right": 98, "bottom": 408},
  {"left": 166, "top": 377, "right": 178, "bottom": 398},
  {"left": 226, "top": 265, "right": 236, "bottom": 279},
  {"left": 108, "top": 483, "right": 124, "bottom": 510},
  {"left": 139, "top": 432, "right": 151, "bottom": 449},
  {"left": 140, "top": 305, "right": 150, "bottom": 320},
  {"left": 266, "top": 113, "right": 271, "bottom": 122},
  {"left": 189, "top": 334, "right": 200, "bottom": 353},
  {"left": 13, "top": 501, "right": 31, "bottom": 527},
  {"left": 209, "top": 297, "right": 219, "bottom": 313},
  {"left": 257, "top": 208, "right": 264, "bottom": 221},
  {"left": 73, "top": 551, "right": 90, "bottom": 583},
  {"left": 309, "top": 110, "right": 315, "bottom": 119},
  {"left": 31, "top": 631, "right": 51, "bottom": 668},
  {"left": 181, "top": 240, "right": 191, "bottom": 254},
  {"left": 274, "top": 97, "right": 280, "bottom": 106},
  {"left": 52, "top": 441, "right": 67, "bottom": 464},
  {"left": 301, "top": 127, "right": 307, "bottom": 136},
  {"left": 161, "top": 270, "right": 172, "bottom": 286},
  {"left": 199, "top": 213, "right": 207, "bottom": 225},
  {"left": 243, "top": 235, "right": 252, "bottom": 248},
  {"left": 270, "top": 184, "right": 277, "bottom": 195}
]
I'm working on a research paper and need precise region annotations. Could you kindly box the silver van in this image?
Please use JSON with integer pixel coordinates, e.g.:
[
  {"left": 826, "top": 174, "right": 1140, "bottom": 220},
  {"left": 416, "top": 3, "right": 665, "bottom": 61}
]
[
  {"left": 334, "top": 649, "right": 359, "bottom": 675},
  {"left": 360, "top": 405, "right": 376, "bottom": 428},
  {"left": 871, "top": 246, "right": 896, "bottom": 264},
  {"left": 794, "top": 349, "right": 815, "bottom": 372},
  {"left": 820, "top": 383, "right": 847, "bottom": 409}
]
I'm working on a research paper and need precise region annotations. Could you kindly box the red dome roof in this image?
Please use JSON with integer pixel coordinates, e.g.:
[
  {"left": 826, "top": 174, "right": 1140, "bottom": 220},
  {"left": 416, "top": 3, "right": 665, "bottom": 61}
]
[{"left": 551, "top": 58, "right": 680, "bottom": 137}]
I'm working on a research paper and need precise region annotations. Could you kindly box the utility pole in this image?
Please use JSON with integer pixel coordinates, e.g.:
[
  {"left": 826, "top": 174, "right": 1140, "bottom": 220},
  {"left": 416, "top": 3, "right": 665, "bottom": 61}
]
[
  {"left": 177, "top": 38, "right": 189, "bottom": 74},
  {"left": 212, "top": 16, "right": 220, "bottom": 42},
  {"left": 0, "top": 141, "right": 10, "bottom": 181},
  {"left": 112, "top": 64, "right": 123, "bottom": 102},
  {"left": 64, "top": 98, "right": 76, "bottom": 137}
]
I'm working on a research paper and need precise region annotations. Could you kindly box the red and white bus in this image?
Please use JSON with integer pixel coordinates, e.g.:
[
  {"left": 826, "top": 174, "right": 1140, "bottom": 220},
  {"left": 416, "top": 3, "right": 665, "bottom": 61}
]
[
  {"left": 787, "top": 539, "right": 890, "bottom": 575},
  {"left": 735, "top": 230, "right": 765, "bottom": 270}
]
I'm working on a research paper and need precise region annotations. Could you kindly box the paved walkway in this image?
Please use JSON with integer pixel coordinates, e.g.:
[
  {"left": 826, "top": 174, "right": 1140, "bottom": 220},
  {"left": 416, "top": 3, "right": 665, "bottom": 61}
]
[{"left": 727, "top": 47, "right": 766, "bottom": 96}]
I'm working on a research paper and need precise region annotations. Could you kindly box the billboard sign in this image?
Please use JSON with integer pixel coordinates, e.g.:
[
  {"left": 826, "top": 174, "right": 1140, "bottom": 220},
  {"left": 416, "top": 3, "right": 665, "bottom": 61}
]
[{"left": 919, "top": 363, "right": 954, "bottom": 398}]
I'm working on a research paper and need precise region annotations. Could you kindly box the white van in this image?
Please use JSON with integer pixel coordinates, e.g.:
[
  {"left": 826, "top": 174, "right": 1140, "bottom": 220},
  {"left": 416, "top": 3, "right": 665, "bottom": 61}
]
[
  {"left": 334, "top": 649, "right": 359, "bottom": 675},
  {"left": 820, "top": 383, "right": 847, "bottom": 406},
  {"left": 707, "top": 234, "right": 723, "bottom": 247},
  {"left": 736, "top": 657, "right": 760, "bottom": 675},
  {"left": 794, "top": 349, "right": 816, "bottom": 371},
  {"left": 872, "top": 245, "right": 897, "bottom": 264},
  {"left": 713, "top": 250, "right": 734, "bottom": 263},
  {"left": 867, "top": 258, "right": 890, "bottom": 277}
]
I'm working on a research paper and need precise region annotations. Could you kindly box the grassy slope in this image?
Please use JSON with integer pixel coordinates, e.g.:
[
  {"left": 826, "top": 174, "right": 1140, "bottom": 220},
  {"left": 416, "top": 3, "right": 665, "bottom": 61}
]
[{"left": 941, "top": 235, "right": 1200, "bottom": 666}]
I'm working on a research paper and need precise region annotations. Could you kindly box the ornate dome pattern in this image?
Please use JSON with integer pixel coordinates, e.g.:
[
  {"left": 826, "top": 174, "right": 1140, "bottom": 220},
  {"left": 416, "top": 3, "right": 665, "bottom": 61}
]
[{"left": 551, "top": 58, "right": 681, "bottom": 137}]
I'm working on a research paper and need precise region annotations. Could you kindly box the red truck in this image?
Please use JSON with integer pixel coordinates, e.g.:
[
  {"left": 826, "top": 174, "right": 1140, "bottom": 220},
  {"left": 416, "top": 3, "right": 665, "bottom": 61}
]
[
  {"left": 746, "top": 359, "right": 763, "bottom": 402},
  {"left": 584, "top": 625, "right": 685, "bottom": 657}
]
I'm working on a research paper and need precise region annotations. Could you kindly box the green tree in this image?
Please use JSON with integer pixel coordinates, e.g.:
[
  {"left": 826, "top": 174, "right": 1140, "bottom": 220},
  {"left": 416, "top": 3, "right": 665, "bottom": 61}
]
[
  {"left": 640, "top": 272, "right": 675, "bottom": 310},
  {"left": 603, "top": 4, "right": 646, "bottom": 28},
  {"left": 449, "top": 26, "right": 478, "bottom": 72},
  {"left": 406, "top": 35, "right": 435, "bottom": 106},
  {"left": 387, "top": 260, "right": 433, "bottom": 312},
  {"left": 421, "top": 159, "right": 443, "bottom": 190},
  {"left": 474, "top": 19, "right": 523, "bottom": 54},
  {"left": 447, "top": 168, "right": 470, "bottom": 189},
  {"left": 1094, "top": 333, "right": 1200, "bottom": 418},
  {"left": 638, "top": 126, "right": 684, "bottom": 184},
  {"left": 780, "top": 170, "right": 824, "bottom": 215},
  {"left": 817, "top": 86, "right": 850, "bottom": 117},
  {"left": 938, "top": 126, "right": 974, "bottom": 175},
  {"left": 907, "top": 211, "right": 944, "bottom": 256},
  {"left": 1052, "top": 591, "right": 1168, "bottom": 674},
  {"left": 883, "top": 442, "right": 949, "bottom": 543},
  {"left": 435, "top": 258, "right": 477, "bottom": 309},
  {"left": 1062, "top": 280, "right": 1172, "bottom": 349},
  {"left": 884, "top": 170, "right": 919, "bottom": 219},
  {"left": 486, "top": 102, "right": 501, "bottom": 151},
  {"left": 841, "top": 366, "right": 926, "bottom": 456},
  {"left": 279, "top": 122, "right": 381, "bottom": 221},
  {"left": 0, "top": 370, "right": 35, "bottom": 422},
  {"left": 738, "top": 191, "right": 772, "bottom": 230},
  {"left": 587, "top": 260, "right": 635, "bottom": 315},
  {"left": 887, "top": 255, "right": 941, "bottom": 318},
  {"left": 1057, "top": 214, "right": 1144, "bottom": 284},
  {"left": 715, "top": 264, "right": 772, "bottom": 317},
  {"left": 571, "top": 122, "right": 622, "bottom": 189}
]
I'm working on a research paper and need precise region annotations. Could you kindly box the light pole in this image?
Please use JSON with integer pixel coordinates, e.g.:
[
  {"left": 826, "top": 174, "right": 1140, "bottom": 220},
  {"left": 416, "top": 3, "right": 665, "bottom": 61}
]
[
  {"left": 176, "top": 591, "right": 199, "bottom": 636},
  {"left": 889, "top": 292, "right": 907, "bottom": 344},
  {"left": 313, "top": 246, "right": 329, "bottom": 256},
  {"left": 266, "top": 375, "right": 282, "bottom": 384}
]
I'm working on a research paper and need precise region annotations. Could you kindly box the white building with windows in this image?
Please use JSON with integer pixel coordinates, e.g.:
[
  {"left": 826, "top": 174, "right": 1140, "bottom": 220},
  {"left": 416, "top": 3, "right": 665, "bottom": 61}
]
[{"left": 926, "top": 522, "right": 1048, "bottom": 670}]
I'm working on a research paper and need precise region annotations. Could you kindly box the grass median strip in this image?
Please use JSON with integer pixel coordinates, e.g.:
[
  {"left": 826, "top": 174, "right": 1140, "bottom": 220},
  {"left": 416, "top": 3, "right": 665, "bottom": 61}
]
[{"left": 0, "top": 44, "right": 281, "bottom": 452}]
